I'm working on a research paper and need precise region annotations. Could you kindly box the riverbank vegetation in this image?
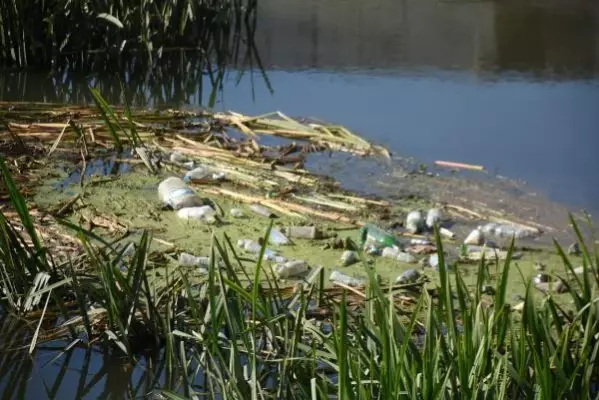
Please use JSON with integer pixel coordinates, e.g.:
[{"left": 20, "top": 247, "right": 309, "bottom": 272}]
[
  {"left": 0, "top": 96, "right": 598, "bottom": 398},
  {"left": 0, "top": 0, "right": 258, "bottom": 69}
]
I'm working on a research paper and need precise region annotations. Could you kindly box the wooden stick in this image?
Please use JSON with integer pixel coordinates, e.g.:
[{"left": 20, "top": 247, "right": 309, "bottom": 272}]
[{"left": 434, "top": 160, "right": 485, "bottom": 171}]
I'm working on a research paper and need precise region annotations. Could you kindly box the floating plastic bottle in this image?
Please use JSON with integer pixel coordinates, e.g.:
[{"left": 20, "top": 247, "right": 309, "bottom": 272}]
[
  {"left": 480, "top": 223, "right": 538, "bottom": 240},
  {"left": 397, "top": 252, "right": 417, "bottom": 263},
  {"left": 382, "top": 246, "right": 400, "bottom": 259},
  {"left": 230, "top": 208, "right": 245, "bottom": 218},
  {"left": 268, "top": 228, "right": 291, "bottom": 245},
  {"left": 179, "top": 253, "right": 210, "bottom": 267},
  {"left": 169, "top": 152, "right": 187, "bottom": 163},
  {"left": 406, "top": 210, "right": 425, "bottom": 234},
  {"left": 396, "top": 269, "right": 421, "bottom": 284},
  {"left": 340, "top": 250, "right": 359, "bottom": 266},
  {"left": 410, "top": 238, "right": 431, "bottom": 246},
  {"left": 237, "top": 239, "right": 279, "bottom": 258},
  {"left": 359, "top": 224, "right": 400, "bottom": 249},
  {"left": 249, "top": 204, "right": 276, "bottom": 218},
  {"left": 281, "top": 226, "right": 320, "bottom": 240},
  {"left": 158, "top": 177, "right": 204, "bottom": 210},
  {"left": 177, "top": 205, "right": 216, "bottom": 224},
  {"left": 184, "top": 166, "right": 212, "bottom": 183},
  {"left": 274, "top": 260, "right": 309, "bottom": 279},
  {"left": 329, "top": 271, "right": 366, "bottom": 287},
  {"left": 439, "top": 227, "right": 456, "bottom": 239},
  {"left": 426, "top": 208, "right": 443, "bottom": 229},
  {"left": 464, "top": 229, "right": 484, "bottom": 245}
]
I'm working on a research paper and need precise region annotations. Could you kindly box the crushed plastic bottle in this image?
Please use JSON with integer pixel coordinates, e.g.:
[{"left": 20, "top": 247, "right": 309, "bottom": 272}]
[
  {"left": 158, "top": 177, "right": 204, "bottom": 210},
  {"left": 249, "top": 204, "right": 276, "bottom": 218},
  {"left": 282, "top": 226, "right": 321, "bottom": 240},
  {"left": 264, "top": 253, "right": 288, "bottom": 263},
  {"left": 169, "top": 152, "right": 187, "bottom": 163},
  {"left": 237, "top": 239, "right": 279, "bottom": 258},
  {"left": 177, "top": 205, "right": 217, "bottom": 224},
  {"left": 397, "top": 252, "right": 417, "bottom": 263},
  {"left": 329, "top": 271, "right": 366, "bottom": 287},
  {"left": 359, "top": 224, "right": 400, "bottom": 249},
  {"left": 396, "top": 269, "right": 421, "bottom": 284},
  {"left": 230, "top": 208, "right": 245, "bottom": 218},
  {"left": 340, "top": 250, "right": 359, "bottom": 266},
  {"left": 479, "top": 223, "right": 538, "bottom": 240},
  {"left": 382, "top": 246, "right": 400, "bottom": 259},
  {"left": 439, "top": 227, "right": 456, "bottom": 239},
  {"left": 464, "top": 229, "right": 484, "bottom": 245},
  {"left": 178, "top": 253, "right": 210, "bottom": 267},
  {"left": 274, "top": 260, "right": 309, "bottom": 279},
  {"left": 426, "top": 208, "right": 443, "bottom": 229},
  {"left": 268, "top": 228, "right": 291, "bottom": 245},
  {"left": 406, "top": 210, "right": 425, "bottom": 234},
  {"left": 184, "top": 166, "right": 212, "bottom": 183}
]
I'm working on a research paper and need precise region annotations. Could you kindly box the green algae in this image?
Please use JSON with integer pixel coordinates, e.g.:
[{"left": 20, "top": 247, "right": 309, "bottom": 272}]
[{"left": 33, "top": 169, "right": 583, "bottom": 306}]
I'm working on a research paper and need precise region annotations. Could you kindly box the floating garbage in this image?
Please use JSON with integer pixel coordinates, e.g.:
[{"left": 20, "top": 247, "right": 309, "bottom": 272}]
[
  {"left": 381, "top": 246, "right": 400, "bottom": 259},
  {"left": 330, "top": 270, "right": 366, "bottom": 287},
  {"left": 264, "top": 253, "right": 288, "bottom": 263},
  {"left": 182, "top": 161, "right": 195, "bottom": 170},
  {"left": 179, "top": 253, "right": 210, "bottom": 266},
  {"left": 533, "top": 273, "right": 549, "bottom": 284},
  {"left": 212, "top": 171, "right": 226, "bottom": 181},
  {"left": 428, "top": 254, "right": 451, "bottom": 271},
  {"left": 177, "top": 205, "right": 217, "bottom": 224},
  {"left": 464, "top": 229, "right": 484, "bottom": 245},
  {"left": 426, "top": 208, "right": 443, "bottom": 229},
  {"left": 169, "top": 151, "right": 187, "bottom": 163},
  {"left": 184, "top": 166, "right": 212, "bottom": 183},
  {"left": 282, "top": 226, "right": 321, "bottom": 240},
  {"left": 340, "top": 250, "right": 359, "bottom": 266},
  {"left": 406, "top": 210, "right": 425, "bottom": 234},
  {"left": 237, "top": 239, "right": 279, "bottom": 258},
  {"left": 439, "top": 227, "right": 456, "bottom": 239},
  {"left": 230, "top": 208, "right": 245, "bottom": 218},
  {"left": 250, "top": 203, "right": 277, "bottom": 218},
  {"left": 568, "top": 242, "right": 581, "bottom": 256},
  {"left": 396, "top": 269, "right": 421, "bottom": 284},
  {"left": 397, "top": 252, "right": 417, "bottom": 263},
  {"left": 410, "top": 238, "right": 431, "bottom": 246},
  {"left": 274, "top": 260, "right": 309, "bottom": 279},
  {"left": 359, "top": 224, "right": 400, "bottom": 249},
  {"left": 158, "top": 177, "right": 204, "bottom": 210},
  {"left": 479, "top": 223, "right": 538, "bottom": 240},
  {"left": 268, "top": 228, "right": 291, "bottom": 245}
]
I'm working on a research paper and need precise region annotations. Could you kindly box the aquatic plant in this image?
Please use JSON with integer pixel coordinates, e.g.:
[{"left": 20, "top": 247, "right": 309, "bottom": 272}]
[{"left": 0, "top": 0, "right": 258, "bottom": 69}]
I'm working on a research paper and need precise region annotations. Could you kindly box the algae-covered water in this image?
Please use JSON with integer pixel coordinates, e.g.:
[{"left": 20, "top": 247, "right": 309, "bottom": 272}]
[{"left": 34, "top": 165, "right": 579, "bottom": 302}]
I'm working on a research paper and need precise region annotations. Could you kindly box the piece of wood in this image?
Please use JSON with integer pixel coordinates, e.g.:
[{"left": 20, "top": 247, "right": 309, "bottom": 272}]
[{"left": 435, "top": 160, "right": 485, "bottom": 171}]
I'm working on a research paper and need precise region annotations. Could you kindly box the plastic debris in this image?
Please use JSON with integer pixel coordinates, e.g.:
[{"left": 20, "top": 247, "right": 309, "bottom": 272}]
[
  {"left": 381, "top": 246, "right": 400, "bottom": 259},
  {"left": 359, "top": 223, "right": 400, "bottom": 249},
  {"left": 480, "top": 223, "right": 539, "bottom": 239},
  {"left": 169, "top": 152, "right": 187, "bottom": 163},
  {"left": 397, "top": 252, "right": 417, "bottom": 263},
  {"left": 282, "top": 226, "right": 321, "bottom": 240},
  {"left": 439, "top": 227, "right": 456, "bottom": 239},
  {"left": 237, "top": 239, "right": 279, "bottom": 257},
  {"left": 410, "top": 238, "right": 431, "bottom": 246},
  {"left": 182, "top": 161, "right": 195, "bottom": 170},
  {"left": 184, "top": 166, "right": 212, "bottom": 183},
  {"left": 268, "top": 228, "right": 291, "bottom": 245},
  {"left": 230, "top": 208, "right": 245, "bottom": 218},
  {"left": 177, "top": 205, "right": 217, "bottom": 224},
  {"left": 330, "top": 271, "right": 366, "bottom": 287},
  {"left": 340, "top": 250, "right": 359, "bottom": 266},
  {"left": 158, "top": 177, "right": 204, "bottom": 210},
  {"left": 464, "top": 229, "right": 484, "bottom": 245},
  {"left": 179, "top": 253, "right": 210, "bottom": 267},
  {"left": 568, "top": 242, "right": 581, "bottom": 256},
  {"left": 274, "top": 260, "right": 309, "bottom": 279},
  {"left": 426, "top": 208, "right": 443, "bottom": 229},
  {"left": 406, "top": 210, "right": 425, "bottom": 234},
  {"left": 396, "top": 269, "right": 421, "bottom": 284},
  {"left": 249, "top": 203, "right": 277, "bottom": 218}
]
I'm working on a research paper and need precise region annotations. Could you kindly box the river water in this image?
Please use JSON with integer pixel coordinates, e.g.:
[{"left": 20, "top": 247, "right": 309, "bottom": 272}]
[{"left": 1, "top": 0, "right": 599, "bottom": 396}]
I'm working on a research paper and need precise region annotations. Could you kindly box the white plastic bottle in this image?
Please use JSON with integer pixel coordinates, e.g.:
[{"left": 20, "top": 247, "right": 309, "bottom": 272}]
[
  {"left": 329, "top": 271, "right": 366, "bottom": 287},
  {"left": 158, "top": 177, "right": 204, "bottom": 210},
  {"left": 177, "top": 206, "right": 217, "bottom": 224},
  {"left": 274, "top": 260, "right": 309, "bottom": 278}
]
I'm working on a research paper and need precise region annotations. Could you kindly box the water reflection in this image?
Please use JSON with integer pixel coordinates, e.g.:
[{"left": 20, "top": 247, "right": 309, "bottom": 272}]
[{"left": 255, "top": 0, "right": 599, "bottom": 79}]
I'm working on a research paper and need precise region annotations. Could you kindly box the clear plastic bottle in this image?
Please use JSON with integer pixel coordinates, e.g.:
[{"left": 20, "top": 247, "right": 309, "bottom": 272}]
[
  {"left": 179, "top": 253, "right": 210, "bottom": 266},
  {"left": 274, "top": 260, "right": 309, "bottom": 278},
  {"left": 184, "top": 166, "right": 212, "bottom": 183},
  {"left": 329, "top": 271, "right": 366, "bottom": 287},
  {"left": 268, "top": 228, "right": 291, "bottom": 245},
  {"left": 158, "top": 177, "right": 203, "bottom": 210},
  {"left": 177, "top": 205, "right": 217, "bottom": 224},
  {"left": 230, "top": 208, "right": 245, "bottom": 218}
]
